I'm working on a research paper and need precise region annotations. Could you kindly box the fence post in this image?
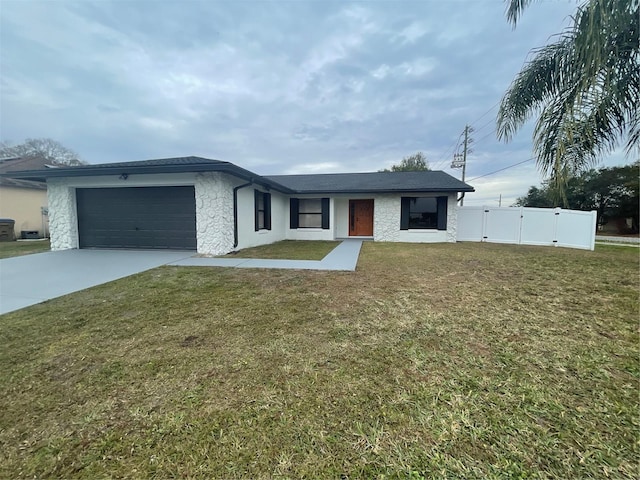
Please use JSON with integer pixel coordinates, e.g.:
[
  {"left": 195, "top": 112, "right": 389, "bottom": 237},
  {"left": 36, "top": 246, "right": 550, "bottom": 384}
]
[
  {"left": 589, "top": 211, "right": 597, "bottom": 251},
  {"left": 481, "top": 206, "right": 489, "bottom": 242},
  {"left": 518, "top": 206, "right": 524, "bottom": 245},
  {"left": 552, "top": 207, "right": 561, "bottom": 247}
]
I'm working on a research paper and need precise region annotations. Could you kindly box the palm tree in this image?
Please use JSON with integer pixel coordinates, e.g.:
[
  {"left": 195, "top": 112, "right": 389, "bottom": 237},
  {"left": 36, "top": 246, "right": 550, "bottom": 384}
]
[{"left": 497, "top": 0, "right": 639, "bottom": 202}]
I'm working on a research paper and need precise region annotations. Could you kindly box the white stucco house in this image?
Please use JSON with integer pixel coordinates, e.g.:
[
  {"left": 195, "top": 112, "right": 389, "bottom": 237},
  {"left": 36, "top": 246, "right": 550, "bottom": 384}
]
[{"left": 3, "top": 156, "right": 474, "bottom": 255}]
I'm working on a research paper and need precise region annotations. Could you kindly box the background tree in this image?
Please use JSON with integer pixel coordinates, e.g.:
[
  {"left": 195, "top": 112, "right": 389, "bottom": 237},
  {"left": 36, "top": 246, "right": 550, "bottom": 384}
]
[
  {"left": 380, "top": 152, "right": 430, "bottom": 172},
  {"left": 497, "top": 0, "right": 639, "bottom": 201},
  {"left": 0, "top": 138, "right": 85, "bottom": 165},
  {"left": 514, "top": 162, "right": 639, "bottom": 232},
  {"left": 616, "top": 163, "right": 640, "bottom": 228},
  {"left": 514, "top": 186, "right": 555, "bottom": 208}
]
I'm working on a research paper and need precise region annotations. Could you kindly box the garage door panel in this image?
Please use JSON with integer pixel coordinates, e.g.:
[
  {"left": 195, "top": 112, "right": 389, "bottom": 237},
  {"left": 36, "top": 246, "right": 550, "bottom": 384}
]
[{"left": 77, "top": 187, "right": 196, "bottom": 250}]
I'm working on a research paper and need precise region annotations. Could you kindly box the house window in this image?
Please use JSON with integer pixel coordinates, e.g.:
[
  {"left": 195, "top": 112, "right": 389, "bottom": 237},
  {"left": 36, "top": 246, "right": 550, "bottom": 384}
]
[
  {"left": 290, "top": 198, "right": 330, "bottom": 229},
  {"left": 400, "top": 196, "right": 448, "bottom": 230},
  {"left": 254, "top": 190, "right": 271, "bottom": 231}
]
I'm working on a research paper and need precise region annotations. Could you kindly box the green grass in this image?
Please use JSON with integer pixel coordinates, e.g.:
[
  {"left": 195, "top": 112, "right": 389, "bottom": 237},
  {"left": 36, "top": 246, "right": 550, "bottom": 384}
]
[
  {"left": 596, "top": 243, "right": 640, "bottom": 252},
  {"left": 0, "top": 239, "right": 50, "bottom": 259},
  {"left": 225, "top": 240, "right": 340, "bottom": 260},
  {"left": 0, "top": 243, "right": 638, "bottom": 478}
]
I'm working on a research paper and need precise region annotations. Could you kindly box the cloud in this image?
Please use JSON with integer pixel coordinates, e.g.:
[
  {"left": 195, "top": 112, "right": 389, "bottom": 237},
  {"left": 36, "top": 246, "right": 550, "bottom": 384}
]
[
  {"left": 1, "top": 0, "right": 626, "bottom": 211},
  {"left": 284, "top": 162, "right": 346, "bottom": 174},
  {"left": 395, "top": 21, "right": 430, "bottom": 45}
]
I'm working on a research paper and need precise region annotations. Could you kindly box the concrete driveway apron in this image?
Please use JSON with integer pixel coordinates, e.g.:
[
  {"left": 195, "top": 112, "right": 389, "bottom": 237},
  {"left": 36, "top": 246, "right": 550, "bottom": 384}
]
[
  {"left": 0, "top": 240, "right": 364, "bottom": 315},
  {"left": 0, "top": 249, "right": 193, "bottom": 315}
]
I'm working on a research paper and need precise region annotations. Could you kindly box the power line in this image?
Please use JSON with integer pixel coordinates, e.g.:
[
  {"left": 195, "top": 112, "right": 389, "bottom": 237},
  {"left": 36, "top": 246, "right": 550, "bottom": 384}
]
[
  {"left": 472, "top": 128, "right": 497, "bottom": 148},
  {"left": 470, "top": 116, "right": 495, "bottom": 135},
  {"left": 467, "top": 157, "right": 535, "bottom": 182},
  {"left": 432, "top": 132, "right": 464, "bottom": 170},
  {"left": 438, "top": 132, "right": 463, "bottom": 166},
  {"left": 467, "top": 100, "right": 500, "bottom": 128},
  {"left": 433, "top": 101, "right": 499, "bottom": 171}
]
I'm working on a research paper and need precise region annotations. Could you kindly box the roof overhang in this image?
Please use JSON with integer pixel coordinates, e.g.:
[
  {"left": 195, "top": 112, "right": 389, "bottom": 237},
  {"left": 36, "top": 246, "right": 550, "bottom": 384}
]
[
  {"left": 0, "top": 160, "right": 295, "bottom": 194},
  {"left": 287, "top": 187, "right": 475, "bottom": 194}
]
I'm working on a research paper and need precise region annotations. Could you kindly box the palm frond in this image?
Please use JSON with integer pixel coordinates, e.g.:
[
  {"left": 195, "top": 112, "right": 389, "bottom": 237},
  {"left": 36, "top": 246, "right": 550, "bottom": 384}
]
[
  {"left": 504, "top": 0, "right": 537, "bottom": 27},
  {"left": 497, "top": 37, "right": 576, "bottom": 141},
  {"left": 498, "top": 0, "right": 640, "bottom": 197}
]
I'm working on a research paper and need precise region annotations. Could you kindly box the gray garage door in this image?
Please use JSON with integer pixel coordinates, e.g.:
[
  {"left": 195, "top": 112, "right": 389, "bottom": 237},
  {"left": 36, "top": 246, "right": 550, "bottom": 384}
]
[{"left": 77, "top": 186, "right": 197, "bottom": 250}]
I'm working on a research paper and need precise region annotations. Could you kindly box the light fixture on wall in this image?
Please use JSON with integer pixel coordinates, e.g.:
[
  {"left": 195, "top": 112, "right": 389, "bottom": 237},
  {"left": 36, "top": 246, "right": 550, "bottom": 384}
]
[{"left": 119, "top": 173, "right": 128, "bottom": 180}]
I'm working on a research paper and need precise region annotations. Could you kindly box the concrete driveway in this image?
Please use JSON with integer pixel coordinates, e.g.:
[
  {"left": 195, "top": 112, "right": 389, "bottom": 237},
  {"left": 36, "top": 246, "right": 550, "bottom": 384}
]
[
  {"left": 0, "top": 249, "right": 194, "bottom": 315},
  {"left": 0, "top": 241, "right": 363, "bottom": 315}
]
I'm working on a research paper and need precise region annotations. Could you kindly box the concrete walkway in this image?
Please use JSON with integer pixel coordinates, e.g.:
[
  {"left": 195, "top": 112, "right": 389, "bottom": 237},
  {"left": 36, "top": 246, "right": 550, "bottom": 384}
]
[
  {"left": 0, "top": 240, "right": 363, "bottom": 315},
  {"left": 595, "top": 235, "right": 640, "bottom": 245},
  {"left": 170, "top": 239, "right": 363, "bottom": 271}
]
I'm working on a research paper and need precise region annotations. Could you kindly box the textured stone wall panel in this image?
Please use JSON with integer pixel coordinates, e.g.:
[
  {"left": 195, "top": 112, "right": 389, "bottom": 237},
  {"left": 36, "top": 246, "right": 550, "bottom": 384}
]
[
  {"left": 195, "top": 173, "right": 235, "bottom": 255},
  {"left": 373, "top": 194, "right": 401, "bottom": 242},
  {"left": 47, "top": 179, "right": 78, "bottom": 250},
  {"left": 447, "top": 194, "right": 458, "bottom": 243}
]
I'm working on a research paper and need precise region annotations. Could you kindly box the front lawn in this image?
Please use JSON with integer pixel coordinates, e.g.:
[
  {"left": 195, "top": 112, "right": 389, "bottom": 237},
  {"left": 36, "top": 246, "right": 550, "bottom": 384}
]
[
  {"left": 0, "top": 239, "right": 50, "bottom": 259},
  {"left": 0, "top": 243, "right": 637, "bottom": 478},
  {"left": 225, "top": 239, "right": 340, "bottom": 260}
]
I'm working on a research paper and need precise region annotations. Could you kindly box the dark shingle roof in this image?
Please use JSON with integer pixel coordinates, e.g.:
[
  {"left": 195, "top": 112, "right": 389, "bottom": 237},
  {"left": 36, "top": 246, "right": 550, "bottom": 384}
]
[
  {"left": 266, "top": 171, "right": 474, "bottom": 193},
  {"left": 2, "top": 156, "right": 474, "bottom": 194}
]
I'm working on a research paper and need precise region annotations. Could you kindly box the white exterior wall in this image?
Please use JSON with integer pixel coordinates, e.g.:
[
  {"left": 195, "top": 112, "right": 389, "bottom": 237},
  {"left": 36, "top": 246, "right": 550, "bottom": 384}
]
[
  {"left": 286, "top": 228, "right": 336, "bottom": 241},
  {"left": 287, "top": 193, "right": 457, "bottom": 243},
  {"left": 374, "top": 193, "right": 457, "bottom": 243},
  {"left": 240, "top": 190, "right": 459, "bottom": 248},
  {"left": 235, "top": 187, "right": 287, "bottom": 250},
  {"left": 334, "top": 198, "right": 350, "bottom": 238},
  {"left": 47, "top": 179, "right": 79, "bottom": 250},
  {"left": 46, "top": 169, "right": 462, "bottom": 253},
  {"left": 285, "top": 196, "right": 336, "bottom": 241}
]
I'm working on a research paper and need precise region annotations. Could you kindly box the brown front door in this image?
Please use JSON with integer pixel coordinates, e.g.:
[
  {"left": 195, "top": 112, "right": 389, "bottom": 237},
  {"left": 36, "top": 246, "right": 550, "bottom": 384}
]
[{"left": 349, "top": 199, "right": 374, "bottom": 236}]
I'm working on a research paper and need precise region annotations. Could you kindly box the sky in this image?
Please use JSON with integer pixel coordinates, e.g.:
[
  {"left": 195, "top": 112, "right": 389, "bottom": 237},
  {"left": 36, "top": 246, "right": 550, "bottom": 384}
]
[{"left": 0, "top": 0, "right": 632, "bottom": 206}]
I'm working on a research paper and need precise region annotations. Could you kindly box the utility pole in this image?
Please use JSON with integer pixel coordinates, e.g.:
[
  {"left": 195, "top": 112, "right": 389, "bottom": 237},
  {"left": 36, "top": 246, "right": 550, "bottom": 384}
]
[{"left": 451, "top": 125, "right": 473, "bottom": 206}]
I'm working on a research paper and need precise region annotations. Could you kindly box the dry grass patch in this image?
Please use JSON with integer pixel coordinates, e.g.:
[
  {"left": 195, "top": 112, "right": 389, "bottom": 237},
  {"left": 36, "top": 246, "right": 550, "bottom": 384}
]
[
  {"left": 0, "top": 239, "right": 50, "bottom": 258},
  {"left": 0, "top": 242, "right": 637, "bottom": 478},
  {"left": 224, "top": 240, "right": 339, "bottom": 260}
]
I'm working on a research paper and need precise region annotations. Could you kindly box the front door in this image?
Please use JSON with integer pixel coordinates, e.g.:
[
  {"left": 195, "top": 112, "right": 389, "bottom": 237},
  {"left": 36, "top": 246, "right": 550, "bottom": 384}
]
[{"left": 349, "top": 199, "right": 374, "bottom": 236}]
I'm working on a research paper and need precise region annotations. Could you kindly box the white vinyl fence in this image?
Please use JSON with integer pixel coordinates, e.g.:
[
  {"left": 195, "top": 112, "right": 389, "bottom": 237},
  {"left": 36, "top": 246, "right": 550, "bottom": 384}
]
[{"left": 457, "top": 206, "right": 597, "bottom": 250}]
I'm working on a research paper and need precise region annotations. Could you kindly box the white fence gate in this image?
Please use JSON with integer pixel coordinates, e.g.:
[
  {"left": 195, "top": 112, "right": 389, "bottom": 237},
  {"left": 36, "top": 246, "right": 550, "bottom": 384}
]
[{"left": 457, "top": 206, "right": 597, "bottom": 250}]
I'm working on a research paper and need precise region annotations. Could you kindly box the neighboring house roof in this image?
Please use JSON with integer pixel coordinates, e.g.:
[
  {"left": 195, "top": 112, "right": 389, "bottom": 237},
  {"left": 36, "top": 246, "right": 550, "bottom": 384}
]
[
  {"left": 0, "top": 177, "right": 47, "bottom": 190},
  {"left": 0, "top": 156, "right": 64, "bottom": 172},
  {"left": 1, "top": 156, "right": 474, "bottom": 194},
  {"left": 0, "top": 156, "right": 57, "bottom": 190},
  {"left": 266, "top": 171, "right": 474, "bottom": 194}
]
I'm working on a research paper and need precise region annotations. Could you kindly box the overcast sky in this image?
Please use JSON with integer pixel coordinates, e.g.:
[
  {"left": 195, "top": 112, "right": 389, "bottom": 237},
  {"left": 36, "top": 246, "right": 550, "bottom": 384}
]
[{"left": 0, "top": 0, "right": 631, "bottom": 205}]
